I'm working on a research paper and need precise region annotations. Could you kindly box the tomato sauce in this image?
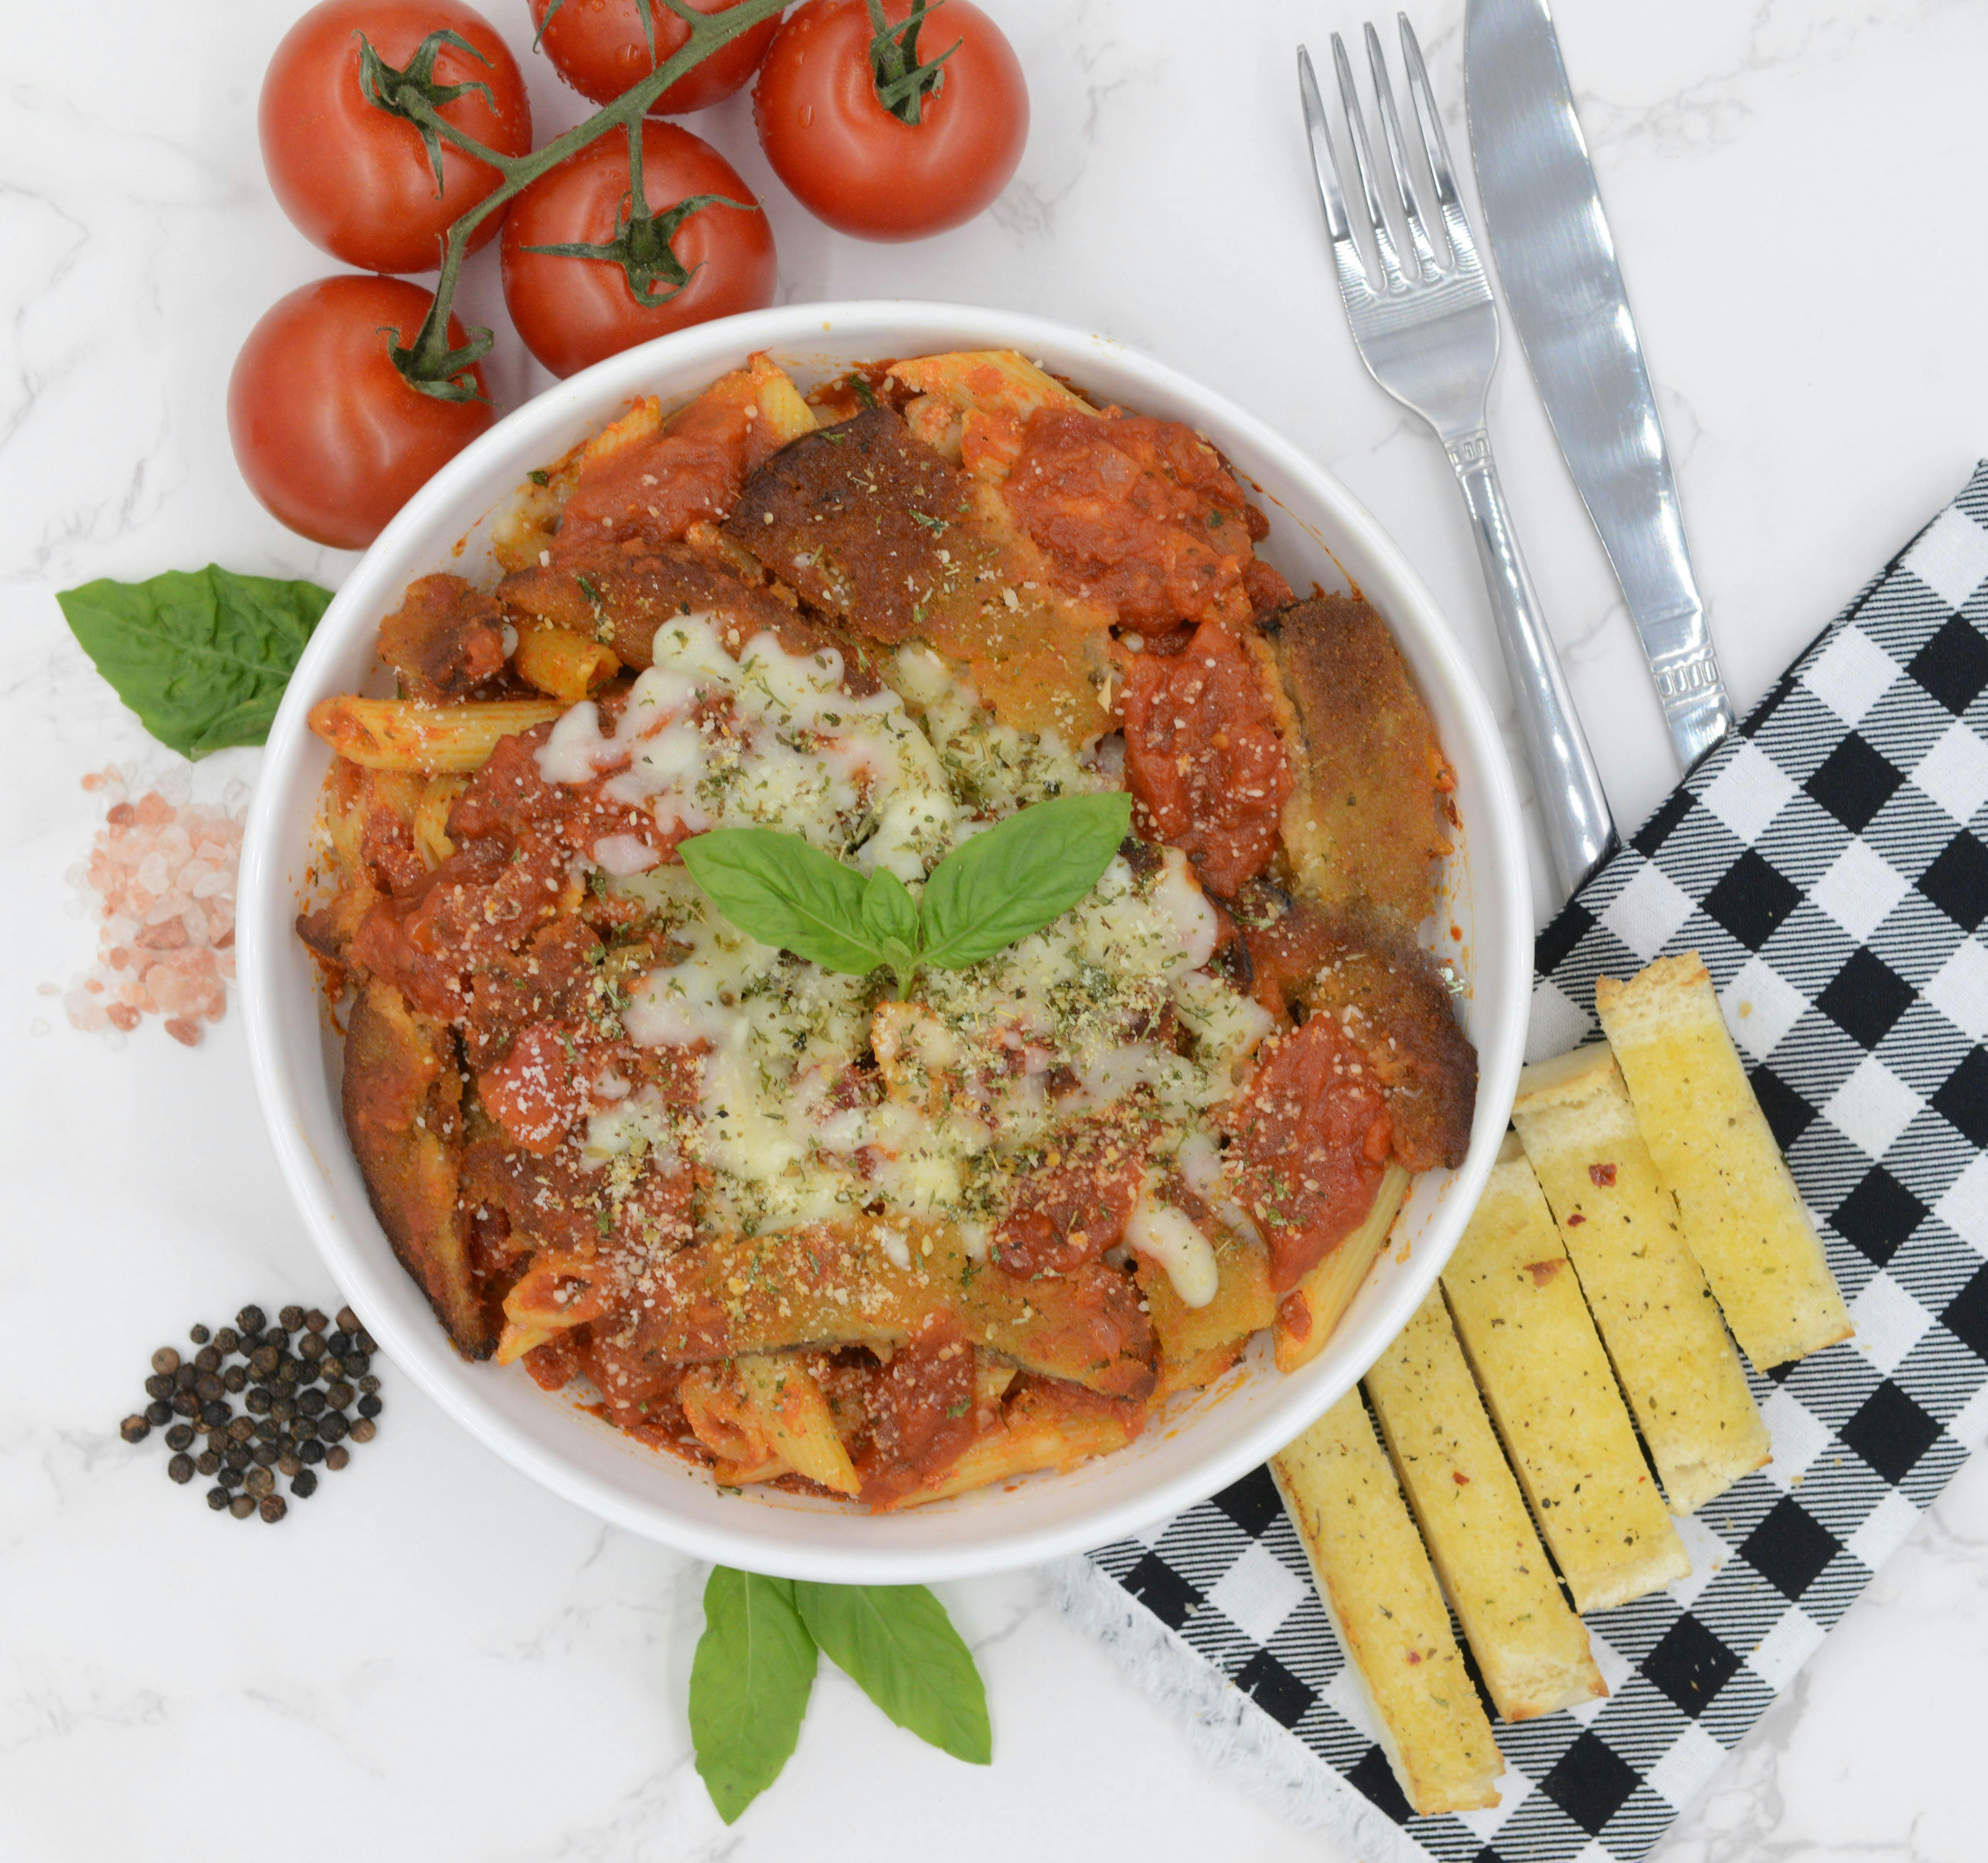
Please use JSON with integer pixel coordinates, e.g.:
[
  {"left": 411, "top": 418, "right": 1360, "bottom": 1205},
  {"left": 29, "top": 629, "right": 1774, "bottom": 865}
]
[
  {"left": 855, "top": 1316, "right": 978, "bottom": 1507},
  {"left": 992, "top": 1116, "right": 1148, "bottom": 1279},
  {"left": 1120, "top": 619, "right": 1294, "bottom": 896},
  {"left": 1227, "top": 1014, "right": 1391, "bottom": 1292}
]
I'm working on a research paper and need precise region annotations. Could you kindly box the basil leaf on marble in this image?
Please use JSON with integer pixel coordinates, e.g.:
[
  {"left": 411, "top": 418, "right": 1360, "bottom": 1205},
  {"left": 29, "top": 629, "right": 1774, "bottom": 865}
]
[
  {"left": 679, "top": 827, "right": 890, "bottom": 976},
  {"left": 56, "top": 565, "right": 332, "bottom": 759},
  {"left": 793, "top": 1581, "right": 991, "bottom": 1765},
  {"left": 688, "top": 1568, "right": 817, "bottom": 1825},
  {"left": 916, "top": 791, "right": 1132, "bottom": 972}
]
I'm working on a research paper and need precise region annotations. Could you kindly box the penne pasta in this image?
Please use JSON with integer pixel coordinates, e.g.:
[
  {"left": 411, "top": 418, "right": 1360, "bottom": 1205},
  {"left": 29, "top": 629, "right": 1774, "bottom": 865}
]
[
  {"left": 514, "top": 619, "right": 620, "bottom": 703},
  {"left": 309, "top": 696, "right": 564, "bottom": 772},
  {"left": 735, "top": 1353, "right": 862, "bottom": 1497},
  {"left": 411, "top": 773, "right": 468, "bottom": 870},
  {"left": 1138, "top": 1225, "right": 1275, "bottom": 1401},
  {"left": 890, "top": 1384, "right": 1136, "bottom": 1509},
  {"left": 1274, "top": 1162, "right": 1412, "bottom": 1373}
]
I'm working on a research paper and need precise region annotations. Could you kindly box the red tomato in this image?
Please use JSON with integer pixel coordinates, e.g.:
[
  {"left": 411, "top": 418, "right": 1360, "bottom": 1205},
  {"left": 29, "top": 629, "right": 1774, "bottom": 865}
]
[
  {"left": 227, "top": 276, "right": 494, "bottom": 550},
  {"left": 500, "top": 122, "right": 777, "bottom": 380},
  {"left": 529, "top": 0, "right": 781, "bottom": 113},
  {"left": 260, "top": 0, "right": 532, "bottom": 275},
  {"left": 753, "top": 0, "right": 1027, "bottom": 242}
]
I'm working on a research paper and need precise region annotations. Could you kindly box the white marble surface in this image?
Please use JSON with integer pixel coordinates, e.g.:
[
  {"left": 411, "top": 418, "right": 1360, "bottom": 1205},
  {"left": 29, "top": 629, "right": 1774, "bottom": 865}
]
[{"left": 3, "top": 1, "right": 1985, "bottom": 1856}]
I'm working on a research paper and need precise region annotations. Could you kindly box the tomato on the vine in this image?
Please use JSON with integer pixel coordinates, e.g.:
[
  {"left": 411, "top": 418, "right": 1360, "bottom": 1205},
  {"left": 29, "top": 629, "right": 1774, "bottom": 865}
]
[
  {"left": 500, "top": 122, "right": 777, "bottom": 380},
  {"left": 753, "top": 0, "right": 1028, "bottom": 242},
  {"left": 260, "top": 0, "right": 532, "bottom": 276},
  {"left": 529, "top": 0, "right": 780, "bottom": 113},
  {"left": 228, "top": 276, "right": 494, "bottom": 550}
]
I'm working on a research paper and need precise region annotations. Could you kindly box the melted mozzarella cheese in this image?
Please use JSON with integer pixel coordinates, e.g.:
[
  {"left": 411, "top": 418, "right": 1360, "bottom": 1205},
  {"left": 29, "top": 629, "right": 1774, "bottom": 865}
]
[{"left": 1126, "top": 1193, "right": 1220, "bottom": 1308}]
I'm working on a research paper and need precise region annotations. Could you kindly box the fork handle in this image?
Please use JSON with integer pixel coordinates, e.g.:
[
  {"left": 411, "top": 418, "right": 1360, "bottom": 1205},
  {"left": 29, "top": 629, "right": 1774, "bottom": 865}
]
[{"left": 1446, "top": 430, "right": 1618, "bottom": 901}]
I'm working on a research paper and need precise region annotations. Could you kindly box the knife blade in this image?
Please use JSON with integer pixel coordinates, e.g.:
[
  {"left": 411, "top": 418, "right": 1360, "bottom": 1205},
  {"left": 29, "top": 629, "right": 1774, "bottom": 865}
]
[{"left": 1463, "top": 0, "right": 1733, "bottom": 770}]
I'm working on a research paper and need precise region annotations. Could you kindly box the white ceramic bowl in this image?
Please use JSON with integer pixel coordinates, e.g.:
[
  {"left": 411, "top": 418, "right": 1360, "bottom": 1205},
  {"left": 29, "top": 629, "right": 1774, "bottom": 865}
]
[{"left": 241, "top": 301, "right": 1528, "bottom": 1582}]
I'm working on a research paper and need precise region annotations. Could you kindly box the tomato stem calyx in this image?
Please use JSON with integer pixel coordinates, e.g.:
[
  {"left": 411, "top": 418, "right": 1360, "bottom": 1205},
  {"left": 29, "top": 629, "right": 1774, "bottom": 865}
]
[
  {"left": 865, "top": 0, "right": 962, "bottom": 126},
  {"left": 355, "top": 28, "right": 499, "bottom": 197}
]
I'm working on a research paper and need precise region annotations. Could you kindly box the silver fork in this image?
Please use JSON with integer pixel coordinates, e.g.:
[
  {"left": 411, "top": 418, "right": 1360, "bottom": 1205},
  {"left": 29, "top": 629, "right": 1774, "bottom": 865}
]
[{"left": 1299, "top": 18, "right": 1616, "bottom": 900}]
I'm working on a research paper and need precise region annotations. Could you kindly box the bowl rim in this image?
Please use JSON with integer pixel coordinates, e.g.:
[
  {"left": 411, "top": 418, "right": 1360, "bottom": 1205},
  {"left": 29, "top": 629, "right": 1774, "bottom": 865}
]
[{"left": 240, "top": 298, "right": 1529, "bottom": 1580}]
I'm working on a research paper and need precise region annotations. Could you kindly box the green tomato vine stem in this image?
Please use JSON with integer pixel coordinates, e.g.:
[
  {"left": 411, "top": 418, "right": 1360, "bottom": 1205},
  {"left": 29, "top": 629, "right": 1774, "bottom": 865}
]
[{"left": 371, "top": 0, "right": 794, "bottom": 400}]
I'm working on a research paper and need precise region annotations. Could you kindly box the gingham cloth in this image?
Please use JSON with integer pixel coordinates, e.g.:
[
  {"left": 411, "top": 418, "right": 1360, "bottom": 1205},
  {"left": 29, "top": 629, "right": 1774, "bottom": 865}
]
[{"left": 1076, "top": 464, "right": 1988, "bottom": 1861}]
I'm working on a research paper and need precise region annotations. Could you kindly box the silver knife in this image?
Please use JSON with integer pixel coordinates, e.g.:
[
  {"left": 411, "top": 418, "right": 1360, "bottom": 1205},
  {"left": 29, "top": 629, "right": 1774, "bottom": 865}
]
[{"left": 1464, "top": 0, "right": 1734, "bottom": 770}]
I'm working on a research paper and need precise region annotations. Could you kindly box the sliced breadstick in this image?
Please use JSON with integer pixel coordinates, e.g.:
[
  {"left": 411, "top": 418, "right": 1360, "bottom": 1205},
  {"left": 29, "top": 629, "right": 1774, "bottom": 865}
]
[
  {"left": 1272, "top": 1391, "right": 1504, "bottom": 1815},
  {"left": 1595, "top": 954, "right": 1851, "bottom": 1369},
  {"left": 1441, "top": 1135, "right": 1690, "bottom": 1612},
  {"left": 1513, "top": 1045, "right": 1770, "bottom": 1513},
  {"left": 1364, "top": 1290, "right": 1606, "bottom": 1721}
]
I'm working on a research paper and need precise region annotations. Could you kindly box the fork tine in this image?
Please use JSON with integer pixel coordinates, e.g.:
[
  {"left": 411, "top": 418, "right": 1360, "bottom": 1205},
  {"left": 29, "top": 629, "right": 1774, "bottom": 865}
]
[
  {"left": 1297, "top": 46, "right": 1377, "bottom": 301},
  {"left": 1363, "top": 22, "right": 1441, "bottom": 279},
  {"left": 1329, "top": 31, "right": 1407, "bottom": 290},
  {"left": 1398, "top": 13, "right": 1476, "bottom": 266}
]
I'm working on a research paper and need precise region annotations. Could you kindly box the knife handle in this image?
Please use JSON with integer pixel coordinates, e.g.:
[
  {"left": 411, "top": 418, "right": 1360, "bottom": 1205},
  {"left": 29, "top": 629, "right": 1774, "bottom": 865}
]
[{"left": 1446, "top": 430, "right": 1618, "bottom": 901}]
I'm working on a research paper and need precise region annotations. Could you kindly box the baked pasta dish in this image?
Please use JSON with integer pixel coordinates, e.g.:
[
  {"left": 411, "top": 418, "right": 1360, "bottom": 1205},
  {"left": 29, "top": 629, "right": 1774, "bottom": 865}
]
[{"left": 298, "top": 350, "right": 1476, "bottom": 1510}]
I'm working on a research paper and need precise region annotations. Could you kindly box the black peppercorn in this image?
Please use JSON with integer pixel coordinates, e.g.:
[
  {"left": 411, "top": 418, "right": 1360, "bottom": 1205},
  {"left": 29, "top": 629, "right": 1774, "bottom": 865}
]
[
  {"left": 345, "top": 1351, "right": 371, "bottom": 1378},
  {"left": 326, "top": 1330, "right": 352, "bottom": 1357},
  {"left": 298, "top": 1438, "right": 325, "bottom": 1465},
  {"left": 144, "top": 1373, "right": 174, "bottom": 1401},
  {"left": 167, "top": 1454, "right": 194, "bottom": 1485},
  {"left": 278, "top": 1452, "right": 302, "bottom": 1478},
  {"left": 280, "top": 1304, "right": 305, "bottom": 1330},
  {"left": 174, "top": 1363, "right": 198, "bottom": 1391},
  {"left": 325, "top": 1381, "right": 355, "bottom": 1410},
  {"left": 348, "top": 1418, "right": 377, "bottom": 1445},
  {"left": 120, "top": 1414, "right": 151, "bottom": 1444},
  {"left": 228, "top": 1494, "right": 255, "bottom": 1519},
  {"left": 170, "top": 1391, "right": 199, "bottom": 1418},
  {"left": 198, "top": 1400, "right": 228, "bottom": 1430},
  {"left": 278, "top": 1360, "right": 302, "bottom": 1387},
  {"left": 145, "top": 1400, "right": 173, "bottom": 1428},
  {"left": 151, "top": 1346, "right": 181, "bottom": 1376},
  {"left": 223, "top": 1443, "right": 253, "bottom": 1472},
  {"left": 325, "top": 1445, "right": 351, "bottom": 1472},
  {"left": 194, "top": 1371, "right": 222, "bottom": 1403},
  {"left": 356, "top": 1329, "right": 378, "bottom": 1355},
  {"left": 303, "top": 1308, "right": 329, "bottom": 1333},
  {"left": 299, "top": 1332, "right": 326, "bottom": 1362},
  {"left": 297, "top": 1388, "right": 326, "bottom": 1418},
  {"left": 224, "top": 1416, "right": 253, "bottom": 1443},
  {"left": 252, "top": 1442, "right": 278, "bottom": 1468},
  {"left": 219, "top": 1466, "right": 244, "bottom": 1491},
  {"left": 188, "top": 1323, "right": 211, "bottom": 1345},
  {"left": 320, "top": 1356, "right": 346, "bottom": 1382},
  {"left": 318, "top": 1411, "right": 349, "bottom": 1443},
  {"left": 356, "top": 1393, "right": 383, "bottom": 1419},
  {"left": 259, "top": 1495, "right": 287, "bottom": 1524},
  {"left": 213, "top": 1327, "right": 239, "bottom": 1355},
  {"left": 165, "top": 1423, "right": 195, "bottom": 1452},
  {"left": 291, "top": 1467, "right": 318, "bottom": 1498},
  {"left": 222, "top": 1365, "right": 247, "bottom": 1394},
  {"left": 195, "top": 1450, "right": 221, "bottom": 1477},
  {"left": 244, "top": 1466, "right": 274, "bottom": 1500},
  {"left": 236, "top": 1304, "right": 265, "bottom": 1334},
  {"left": 249, "top": 1345, "right": 278, "bottom": 1378},
  {"left": 206, "top": 1486, "right": 228, "bottom": 1511},
  {"left": 356, "top": 1373, "right": 380, "bottom": 1393},
  {"left": 264, "top": 1327, "right": 290, "bottom": 1355},
  {"left": 194, "top": 1345, "right": 221, "bottom": 1373},
  {"left": 269, "top": 1395, "right": 295, "bottom": 1424},
  {"left": 244, "top": 1388, "right": 272, "bottom": 1416}
]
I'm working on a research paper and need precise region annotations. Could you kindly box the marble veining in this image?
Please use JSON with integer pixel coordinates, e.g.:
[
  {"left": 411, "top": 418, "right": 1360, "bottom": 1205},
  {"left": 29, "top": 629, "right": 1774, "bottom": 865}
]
[{"left": 2, "top": 2, "right": 1984, "bottom": 1857}]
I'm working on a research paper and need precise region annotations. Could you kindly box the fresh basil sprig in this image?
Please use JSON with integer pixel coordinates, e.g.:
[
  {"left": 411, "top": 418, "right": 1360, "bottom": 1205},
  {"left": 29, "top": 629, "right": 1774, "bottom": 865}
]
[
  {"left": 56, "top": 565, "right": 332, "bottom": 759},
  {"left": 689, "top": 1569, "right": 988, "bottom": 1823},
  {"left": 678, "top": 791, "right": 1133, "bottom": 992}
]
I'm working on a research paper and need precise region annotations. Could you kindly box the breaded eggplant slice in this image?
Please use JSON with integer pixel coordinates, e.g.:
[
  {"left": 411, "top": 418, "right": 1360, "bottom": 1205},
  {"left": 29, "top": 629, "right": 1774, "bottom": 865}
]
[
  {"left": 1260, "top": 594, "right": 1452, "bottom": 926},
  {"left": 377, "top": 574, "right": 508, "bottom": 703},
  {"left": 342, "top": 978, "right": 492, "bottom": 1358},
  {"left": 497, "top": 542, "right": 882, "bottom": 694},
  {"left": 723, "top": 406, "right": 1113, "bottom": 739}
]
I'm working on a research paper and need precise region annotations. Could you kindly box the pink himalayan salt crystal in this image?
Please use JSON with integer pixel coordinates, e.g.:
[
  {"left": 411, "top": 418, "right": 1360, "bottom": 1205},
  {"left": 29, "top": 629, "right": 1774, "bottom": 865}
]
[{"left": 61, "top": 767, "right": 245, "bottom": 1048}]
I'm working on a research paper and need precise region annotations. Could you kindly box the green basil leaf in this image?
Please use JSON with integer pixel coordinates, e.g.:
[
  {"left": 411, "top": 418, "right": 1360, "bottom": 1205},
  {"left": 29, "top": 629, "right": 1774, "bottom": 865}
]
[
  {"left": 860, "top": 865, "right": 920, "bottom": 947},
  {"left": 56, "top": 565, "right": 332, "bottom": 759},
  {"left": 689, "top": 1568, "right": 818, "bottom": 1824},
  {"left": 793, "top": 1581, "right": 991, "bottom": 1764},
  {"left": 679, "top": 828, "right": 886, "bottom": 975},
  {"left": 917, "top": 792, "right": 1133, "bottom": 972}
]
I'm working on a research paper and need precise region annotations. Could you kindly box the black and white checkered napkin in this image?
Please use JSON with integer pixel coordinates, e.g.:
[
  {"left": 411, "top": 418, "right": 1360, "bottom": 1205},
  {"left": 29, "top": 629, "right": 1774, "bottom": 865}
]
[{"left": 1069, "top": 465, "right": 1988, "bottom": 1861}]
